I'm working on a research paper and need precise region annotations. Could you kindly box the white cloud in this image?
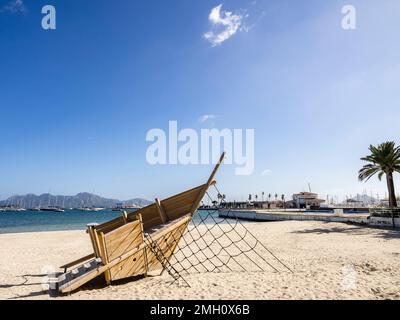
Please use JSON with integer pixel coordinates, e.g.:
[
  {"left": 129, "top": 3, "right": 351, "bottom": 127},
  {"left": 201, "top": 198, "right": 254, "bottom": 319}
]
[
  {"left": 261, "top": 169, "right": 271, "bottom": 176},
  {"left": 0, "top": 0, "right": 26, "bottom": 13},
  {"left": 198, "top": 114, "right": 216, "bottom": 123},
  {"left": 203, "top": 4, "right": 247, "bottom": 46}
]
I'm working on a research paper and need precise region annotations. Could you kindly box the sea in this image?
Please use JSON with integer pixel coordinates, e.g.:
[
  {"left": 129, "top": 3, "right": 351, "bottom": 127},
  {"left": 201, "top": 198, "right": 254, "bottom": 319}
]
[{"left": 0, "top": 209, "right": 218, "bottom": 234}]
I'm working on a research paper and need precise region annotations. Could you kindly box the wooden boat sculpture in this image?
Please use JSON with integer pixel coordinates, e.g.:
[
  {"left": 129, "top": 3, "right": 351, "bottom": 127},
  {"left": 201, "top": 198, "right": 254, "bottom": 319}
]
[{"left": 53, "top": 153, "right": 225, "bottom": 294}]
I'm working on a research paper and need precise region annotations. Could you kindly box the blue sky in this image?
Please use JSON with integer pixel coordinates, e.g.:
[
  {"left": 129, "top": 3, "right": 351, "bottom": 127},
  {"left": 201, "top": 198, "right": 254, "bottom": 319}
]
[{"left": 1, "top": 0, "right": 399, "bottom": 202}]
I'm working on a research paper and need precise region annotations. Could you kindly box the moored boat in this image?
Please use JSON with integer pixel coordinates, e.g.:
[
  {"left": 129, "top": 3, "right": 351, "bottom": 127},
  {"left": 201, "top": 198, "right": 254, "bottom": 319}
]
[{"left": 40, "top": 207, "right": 65, "bottom": 212}]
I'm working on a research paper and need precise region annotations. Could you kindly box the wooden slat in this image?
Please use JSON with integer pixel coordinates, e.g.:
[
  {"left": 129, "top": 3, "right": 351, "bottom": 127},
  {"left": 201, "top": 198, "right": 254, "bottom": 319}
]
[
  {"left": 95, "top": 217, "right": 126, "bottom": 234},
  {"left": 137, "top": 213, "right": 149, "bottom": 276},
  {"left": 103, "top": 221, "right": 143, "bottom": 262},
  {"left": 190, "top": 152, "right": 225, "bottom": 215},
  {"left": 146, "top": 220, "right": 190, "bottom": 272},
  {"left": 87, "top": 226, "right": 101, "bottom": 258},
  {"left": 162, "top": 186, "right": 204, "bottom": 211},
  {"left": 122, "top": 211, "right": 128, "bottom": 223},
  {"left": 59, "top": 253, "right": 95, "bottom": 271},
  {"left": 58, "top": 259, "right": 101, "bottom": 291},
  {"left": 127, "top": 204, "right": 158, "bottom": 222},
  {"left": 109, "top": 249, "right": 145, "bottom": 281},
  {"left": 155, "top": 198, "right": 168, "bottom": 223},
  {"left": 98, "top": 232, "right": 111, "bottom": 285},
  {"left": 164, "top": 203, "right": 193, "bottom": 221},
  {"left": 163, "top": 196, "right": 198, "bottom": 214},
  {"left": 161, "top": 221, "right": 190, "bottom": 275},
  {"left": 159, "top": 184, "right": 206, "bottom": 204},
  {"left": 161, "top": 186, "right": 203, "bottom": 221}
]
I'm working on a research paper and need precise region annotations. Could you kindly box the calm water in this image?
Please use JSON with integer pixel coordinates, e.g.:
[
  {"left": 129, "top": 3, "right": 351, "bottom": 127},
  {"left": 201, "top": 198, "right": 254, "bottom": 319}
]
[{"left": 0, "top": 209, "right": 217, "bottom": 234}]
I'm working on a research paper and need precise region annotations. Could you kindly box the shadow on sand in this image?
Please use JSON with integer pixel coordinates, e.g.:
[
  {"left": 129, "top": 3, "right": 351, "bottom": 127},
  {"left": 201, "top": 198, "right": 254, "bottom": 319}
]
[
  {"left": 291, "top": 222, "right": 400, "bottom": 240},
  {"left": 6, "top": 273, "right": 146, "bottom": 299}
]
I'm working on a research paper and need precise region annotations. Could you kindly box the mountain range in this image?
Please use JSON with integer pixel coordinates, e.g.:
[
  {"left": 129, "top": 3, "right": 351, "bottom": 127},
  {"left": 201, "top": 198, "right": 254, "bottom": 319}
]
[{"left": 0, "top": 193, "right": 152, "bottom": 209}]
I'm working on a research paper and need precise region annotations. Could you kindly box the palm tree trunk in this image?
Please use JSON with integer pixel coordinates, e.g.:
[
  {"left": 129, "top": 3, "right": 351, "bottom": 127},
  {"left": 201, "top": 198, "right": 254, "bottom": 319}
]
[
  {"left": 386, "top": 172, "right": 397, "bottom": 228},
  {"left": 386, "top": 172, "right": 397, "bottom": 208}
]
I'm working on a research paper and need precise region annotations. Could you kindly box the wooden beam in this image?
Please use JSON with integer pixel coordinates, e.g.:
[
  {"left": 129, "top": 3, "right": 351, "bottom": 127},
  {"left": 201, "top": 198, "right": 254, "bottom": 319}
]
[
  {"left": 137, "top": 213, "right": 149, "bottom": 276},
  {"left": 87, "top": 225, "right": 101, "bottom": 258},
  {"left": 206, "top": 152, "right": 226, "bottom": 186},
  {"left": 160, "top": 220, "right": 190, "bottom": 276},
  {"left": 122, "top": 210, "right": 128, "bottom": 224},
  {"left": 190, "top": 152, "right": 225, "bottom": 215},
  {"left": 155, "top": 198, "right": 168, "bottom": 223},
  {"left": 98, "top": 232, "right": 111, "bottom": 285},
  {"left": 59, "top": 253, "right": 95, "bottom": 272}
]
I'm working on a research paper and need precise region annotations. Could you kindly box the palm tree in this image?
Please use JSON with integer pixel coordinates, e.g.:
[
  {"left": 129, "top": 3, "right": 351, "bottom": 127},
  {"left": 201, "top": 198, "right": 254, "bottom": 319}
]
[
  {"left": 359, "top": 141, "right": 400, "bottom": 208},
  {"left": 281, "top": 194, "right": 286, "bottom": 209}
]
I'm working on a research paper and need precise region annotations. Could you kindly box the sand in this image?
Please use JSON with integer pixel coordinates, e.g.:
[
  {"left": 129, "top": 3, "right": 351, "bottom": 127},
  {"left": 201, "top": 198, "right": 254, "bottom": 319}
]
[{"left": 0, "top": 220, "right": 399, "bottom": 300}]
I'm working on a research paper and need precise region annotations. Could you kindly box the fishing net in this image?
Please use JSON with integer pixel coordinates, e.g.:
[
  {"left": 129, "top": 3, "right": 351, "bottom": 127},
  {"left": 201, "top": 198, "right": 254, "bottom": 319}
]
[{"left": 145, "top": 185, "right": 292, "bottom": 287}]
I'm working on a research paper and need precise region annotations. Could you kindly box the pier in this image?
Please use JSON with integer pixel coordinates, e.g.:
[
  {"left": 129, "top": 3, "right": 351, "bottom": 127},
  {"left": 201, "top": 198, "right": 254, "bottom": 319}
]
[{"left": 218, "top": 209, "right": 400, "bottom": 228}]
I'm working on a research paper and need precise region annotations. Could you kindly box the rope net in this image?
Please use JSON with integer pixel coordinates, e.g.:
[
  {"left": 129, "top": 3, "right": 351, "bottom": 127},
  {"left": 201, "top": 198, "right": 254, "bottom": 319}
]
[{"left": 145, "top": 186, "right": 292, "bottom": 287}]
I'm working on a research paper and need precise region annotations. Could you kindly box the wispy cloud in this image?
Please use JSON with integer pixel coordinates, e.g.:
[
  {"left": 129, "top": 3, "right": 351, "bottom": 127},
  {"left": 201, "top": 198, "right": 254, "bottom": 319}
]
[
  {"left": 198, "top": 114, "right": 216, "bottom": 123},
  {"left": 261, "top": 169, "right": 271, "bottom": 176},
  {"left": 0, "top": 0, "right": 26, "bottom": 14},
  {"left": 203, "top": 4, "right": 247, "bottom": 46}
]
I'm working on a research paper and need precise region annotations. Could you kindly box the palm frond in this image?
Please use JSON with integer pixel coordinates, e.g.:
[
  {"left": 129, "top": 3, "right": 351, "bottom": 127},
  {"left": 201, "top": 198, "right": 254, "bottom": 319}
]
[{"left": 359, "top": 141, "right": 400, "bottom": 181}]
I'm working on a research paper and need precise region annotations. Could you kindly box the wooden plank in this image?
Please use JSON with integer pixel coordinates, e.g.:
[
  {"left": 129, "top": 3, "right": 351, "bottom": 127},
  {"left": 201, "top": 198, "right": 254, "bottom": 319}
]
[
  {"left": 95, "top": 217, "right": 126, "bottom": 234},
  {"left": 190, "top": 152, "right": 225, "bottom": 215},
  {"left": 103, "top": 221, "right": 143, "bottom": 262},
  {"left": 58, "top": 258, "right": 101, "bottom": 291},
  {"left": 98, "top": 232, "right": 111, "bottom": 285},
  {"left": 87, "top": 226, "right": 100, "bottom": 258},
  {"left": 142, "top": 216, "right": 163, "bottom": 231},
  {"left": 137, "top": 213, "right": 149, "bottom": 276},
  {"left": 59, "top": 253, "right": 95, "bottom": 271},
  {"left": 146, "top": 219, "right": 191, "bottom": 273},
  {"left": 127, "top": 204, "right": 158, "bottom": 222},
  {"left": 109, "top": 249, "right": 145, "bottom": 280},
  {"left": 155, "top": 198, "right": 168, "bottom": 223},
  {"left": 122, "top": 211, "right": 128, "bottom": 223},
  {"left": 164, "top": 203, "right": 193, "bottom": 221},
  {"left": 159, "top": 184, "right": 206, "bottom": 204},
  {"left": 162, "top": 187, "right": 203, "bottom": 212},
  {"left": 162, "top": 186, "right": 203, "bottom": 215},
  {"left": 161, "top": 221, "right": 190, "bottom": 275}
]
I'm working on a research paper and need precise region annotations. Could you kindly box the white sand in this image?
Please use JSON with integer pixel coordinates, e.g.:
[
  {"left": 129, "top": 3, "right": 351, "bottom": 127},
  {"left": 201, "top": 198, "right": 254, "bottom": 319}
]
[{"left": 0, "top": 220, "right": 399, "bottom": 300}]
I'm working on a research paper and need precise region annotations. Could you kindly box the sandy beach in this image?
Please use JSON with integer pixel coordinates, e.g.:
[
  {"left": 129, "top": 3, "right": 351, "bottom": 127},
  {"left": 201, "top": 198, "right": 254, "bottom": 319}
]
[{"left": 1, "top": 220, "right": 399, "bottom": 300}]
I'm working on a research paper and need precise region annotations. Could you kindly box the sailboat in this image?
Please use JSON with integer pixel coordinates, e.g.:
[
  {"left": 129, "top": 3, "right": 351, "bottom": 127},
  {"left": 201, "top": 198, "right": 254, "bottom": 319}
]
[
  {"left": 40, "top": 193, "right": 65, "bottom": 212},
  {"left": 53, "top": 153, "right": 225, "bottom": 294}
]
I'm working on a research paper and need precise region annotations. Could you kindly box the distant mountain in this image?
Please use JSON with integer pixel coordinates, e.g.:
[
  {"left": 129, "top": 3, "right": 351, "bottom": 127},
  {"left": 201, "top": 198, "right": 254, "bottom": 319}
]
[{"left": 0, "top": 193, "right": 152, "bottom": 209}]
